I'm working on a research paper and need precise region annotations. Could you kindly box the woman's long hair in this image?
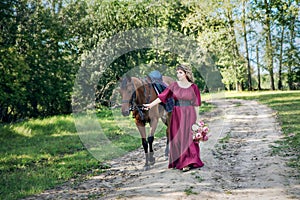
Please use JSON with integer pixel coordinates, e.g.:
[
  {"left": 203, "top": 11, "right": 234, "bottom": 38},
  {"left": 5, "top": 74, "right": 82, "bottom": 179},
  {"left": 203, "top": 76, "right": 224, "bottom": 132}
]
[{"left": 176, "top": 64, "right": 194, "bottom": 83}]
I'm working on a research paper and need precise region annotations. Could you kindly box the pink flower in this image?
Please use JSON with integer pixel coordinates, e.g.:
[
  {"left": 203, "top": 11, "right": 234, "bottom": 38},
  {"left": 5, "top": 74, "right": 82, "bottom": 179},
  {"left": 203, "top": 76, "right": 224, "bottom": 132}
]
[
  {"left": 203, "top": 135, "right": 208, "bottom": 141},
  {"left": 198, "top": 121, "right": 205, "bottom": 127},
  {"left": 191, "top": 120, "right": 210, "bottom": 142},
  {"left": 196, "top": 132, "right": 202, "bottom": 139},
  {"left": 203, "top": 127, "right": 209, "bottom": 133}
]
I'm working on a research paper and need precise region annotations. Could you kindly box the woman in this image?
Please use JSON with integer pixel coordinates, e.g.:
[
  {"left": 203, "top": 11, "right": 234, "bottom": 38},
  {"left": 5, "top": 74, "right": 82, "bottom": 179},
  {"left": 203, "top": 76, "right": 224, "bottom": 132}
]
[{"left": 143, "top": 64, "right": 204, "bottom": 172}]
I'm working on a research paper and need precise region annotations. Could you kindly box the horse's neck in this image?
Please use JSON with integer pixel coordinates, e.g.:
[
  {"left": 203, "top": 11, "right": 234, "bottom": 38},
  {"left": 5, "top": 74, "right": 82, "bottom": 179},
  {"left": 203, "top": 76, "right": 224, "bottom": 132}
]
[
  {"left": 131, "top": 77, "right": 142, "bottom": 89},
  {"left": 131, "top": 77, "right": 143, "bottom": 104},
  {"left": 131, "top": 77, "right": 155, "bottom": 104}
]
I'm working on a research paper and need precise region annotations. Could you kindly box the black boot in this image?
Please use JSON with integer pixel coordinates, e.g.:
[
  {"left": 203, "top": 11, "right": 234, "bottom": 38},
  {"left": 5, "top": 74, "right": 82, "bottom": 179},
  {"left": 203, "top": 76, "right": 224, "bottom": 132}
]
[
  {"left": 142, "top": 138, "right": 148, "bottom": 153},
  {"left": 148, "top": 136, "right": 154, "bottom": 152}
]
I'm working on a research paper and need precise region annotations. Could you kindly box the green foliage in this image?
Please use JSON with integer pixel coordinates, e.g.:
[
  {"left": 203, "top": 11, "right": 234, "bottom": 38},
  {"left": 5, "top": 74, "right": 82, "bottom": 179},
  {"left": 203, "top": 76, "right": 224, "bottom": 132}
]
[
  {"left": 219, "top": 133, "right": 231, "bottom": 144},
  {"left": 199, "top": 101, "right": 216, "bottom": 114},
  {"left": 0, "top": 101, "right": 214, "bottom": 199},
  {"left": 1, "top": 0, "right": 299, "bottom": 198},
  {"left": 181, "top": 0, "right": 249, "bottom": 91},
  {"left": 0, "top": 112, "right": 137, "bottom": 199},
  {"left": 0, "top": 115, "right": 99, "bottom": 199},
  {"left": 1, "top": 0, "right": 299, "bottom": 123},
  {"left": 0, "top": 0, "right": 86, "bottom": 122},
  {"left": 250, "top": 0, "right": 300, "bottom": 90},
  {"left": 184, "top": 186, "right": 198, "bottom": 195}
]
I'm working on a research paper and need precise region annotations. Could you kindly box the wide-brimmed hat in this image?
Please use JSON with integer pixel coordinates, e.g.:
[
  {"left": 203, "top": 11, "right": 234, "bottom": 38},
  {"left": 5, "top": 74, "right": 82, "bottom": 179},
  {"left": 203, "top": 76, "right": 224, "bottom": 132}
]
[{"left": 176, "top": 64, "right": 194, "bottom": 83}]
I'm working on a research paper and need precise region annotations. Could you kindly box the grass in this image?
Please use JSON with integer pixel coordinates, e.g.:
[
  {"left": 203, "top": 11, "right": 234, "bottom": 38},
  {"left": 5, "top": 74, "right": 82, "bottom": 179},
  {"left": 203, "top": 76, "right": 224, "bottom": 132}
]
[
  {"left": 199, "top": 100, "right": 216, "bottom": 114},
  {"left": 0, "top": 101, "right": 214, "bottom": 199},
  {"left": 225, "top": 90, "right": 300, "bottom": 172},
  {"left": 184, "top": 186, "right": 198, "bottom": 195},
  {"left": 219, "top": 133, "right": 231, "bottom": 144},
  {"left": 0, "top": 115, "right": 103, "bottom": 199},
  {"left": 0, "top": 108, "right": 147, "bottom": 199}
]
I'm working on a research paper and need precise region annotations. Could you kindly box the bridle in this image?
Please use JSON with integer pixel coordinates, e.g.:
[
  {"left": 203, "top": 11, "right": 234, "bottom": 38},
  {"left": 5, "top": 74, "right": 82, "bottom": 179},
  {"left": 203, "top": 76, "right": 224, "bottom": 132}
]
[
  {"left": 121, "top": 77, "right": 152, "bottom": 120},
  {"left": 121, "top": 80, "right": 135, "bottom": 111}
]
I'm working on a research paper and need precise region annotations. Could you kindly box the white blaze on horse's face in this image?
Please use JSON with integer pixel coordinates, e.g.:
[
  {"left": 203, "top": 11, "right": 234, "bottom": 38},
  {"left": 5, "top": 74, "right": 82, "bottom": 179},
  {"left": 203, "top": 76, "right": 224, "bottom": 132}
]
[{"left": 119, "top": 76, "right": 133, "bottom": 116}]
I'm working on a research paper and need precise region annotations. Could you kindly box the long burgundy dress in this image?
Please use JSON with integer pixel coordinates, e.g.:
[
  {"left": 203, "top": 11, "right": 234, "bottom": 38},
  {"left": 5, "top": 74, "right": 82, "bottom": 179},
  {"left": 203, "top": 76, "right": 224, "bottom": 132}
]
[{"left": 158, "top": 82, "right": 204, "bottom": 170}]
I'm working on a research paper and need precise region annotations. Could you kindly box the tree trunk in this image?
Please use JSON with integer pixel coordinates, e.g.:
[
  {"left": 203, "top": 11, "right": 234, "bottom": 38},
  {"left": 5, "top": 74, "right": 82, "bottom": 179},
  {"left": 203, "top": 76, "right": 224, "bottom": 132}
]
[
  {"left": 278, "top": 24, "right": 285, "bottom": 90},
  {"left": 256, "top": 45, "right": 261, "bottom": 90},
  {"left": 242, "top": 0, "right": 252, "bottom": 91},
  {"left": 287, "top": 15, "right": 295, "bottom": 90},
  {"left": 264, "top": 0, "right": 275, "bottom": 90},
  {"left": 227, "top": 6, "right": 243, "bottom": 91}
]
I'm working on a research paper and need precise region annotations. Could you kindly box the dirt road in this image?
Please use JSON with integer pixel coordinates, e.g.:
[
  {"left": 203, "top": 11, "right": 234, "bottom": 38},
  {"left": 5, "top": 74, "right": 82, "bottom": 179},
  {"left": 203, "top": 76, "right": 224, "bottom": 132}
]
[{"left": 25, "top": 99, "right": 300, "bottom": 200}]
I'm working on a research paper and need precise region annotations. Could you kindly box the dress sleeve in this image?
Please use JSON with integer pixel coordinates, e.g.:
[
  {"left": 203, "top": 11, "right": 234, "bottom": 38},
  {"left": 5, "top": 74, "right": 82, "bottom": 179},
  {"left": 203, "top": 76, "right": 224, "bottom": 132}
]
[
  {"left": 158, "top": 82, "right": 174, "bottom": 103},
  {"left": 192, "top": 84, "right": 201, "bottom": 106}
]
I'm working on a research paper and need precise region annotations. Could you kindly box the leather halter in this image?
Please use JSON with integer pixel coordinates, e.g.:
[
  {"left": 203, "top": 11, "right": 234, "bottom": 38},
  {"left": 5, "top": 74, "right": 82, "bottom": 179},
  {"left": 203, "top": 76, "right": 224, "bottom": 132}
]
[{"left": 121, "top": 77, "right": 152, "bottom": 120}]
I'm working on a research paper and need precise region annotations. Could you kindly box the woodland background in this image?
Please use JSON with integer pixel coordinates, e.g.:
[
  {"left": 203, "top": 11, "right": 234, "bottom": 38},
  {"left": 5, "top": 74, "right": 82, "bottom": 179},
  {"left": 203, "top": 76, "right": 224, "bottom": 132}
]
[{"left": 1, "top": 0, "right": 299, "bottom": 122}]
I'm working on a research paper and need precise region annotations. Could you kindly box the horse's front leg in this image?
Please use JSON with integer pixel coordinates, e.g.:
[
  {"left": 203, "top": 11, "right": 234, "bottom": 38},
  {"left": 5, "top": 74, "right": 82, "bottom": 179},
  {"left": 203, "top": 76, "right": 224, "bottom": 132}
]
[{"left": 136, "top": 123, "right": 150, "bottom": 168}]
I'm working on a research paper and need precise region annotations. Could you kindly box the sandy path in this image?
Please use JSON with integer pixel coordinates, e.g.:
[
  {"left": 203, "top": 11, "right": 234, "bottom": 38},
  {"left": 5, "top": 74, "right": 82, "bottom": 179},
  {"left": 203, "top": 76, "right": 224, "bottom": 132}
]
[{"left": 24, "top": 99, "right": 300, "bottom": 200}]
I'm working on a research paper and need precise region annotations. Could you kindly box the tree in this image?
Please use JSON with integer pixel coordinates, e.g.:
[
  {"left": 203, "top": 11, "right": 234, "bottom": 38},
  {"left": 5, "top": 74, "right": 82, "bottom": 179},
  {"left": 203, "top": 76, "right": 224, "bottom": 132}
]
[
  {"left": 251, "top": 0, "right": 276, "bottom": 90},
  {"left": 0, "top": 0, "right": 88, "bottom": 122},
  {"left": 256, "top": 44, "right": 262, "bottom": 90},
  {"left": 242, "top": 0, "right": 253, "bottom": 91},
  {"left": 182, "top": 0, "right": 248, "bottom": 91},
  {"left": 264, "top": 0, "right": 276, "bottom": 90},
  {"left": 284, "top": 0, "right": 300, "bottom": 90}
]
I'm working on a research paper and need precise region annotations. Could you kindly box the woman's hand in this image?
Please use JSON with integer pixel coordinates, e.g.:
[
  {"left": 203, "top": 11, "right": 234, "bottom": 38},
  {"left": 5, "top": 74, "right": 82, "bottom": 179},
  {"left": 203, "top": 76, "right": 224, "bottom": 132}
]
[
  {"left": 143, "top": 103, "right": 151, "bottom": 110},
  {"left": 143, "top": 98, "right": 161, "bottom": 110}
]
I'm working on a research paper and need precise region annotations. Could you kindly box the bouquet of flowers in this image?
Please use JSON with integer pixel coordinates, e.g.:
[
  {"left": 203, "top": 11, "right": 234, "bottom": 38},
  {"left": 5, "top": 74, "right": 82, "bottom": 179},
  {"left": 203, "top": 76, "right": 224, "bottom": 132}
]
[{"left": 191, "top": 120, "right": 209, "bottom": 142}]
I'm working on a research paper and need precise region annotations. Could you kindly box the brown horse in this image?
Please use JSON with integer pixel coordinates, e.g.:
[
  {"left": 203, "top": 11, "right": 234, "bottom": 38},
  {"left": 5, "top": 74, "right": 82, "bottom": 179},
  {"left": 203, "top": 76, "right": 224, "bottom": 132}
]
[{"left": 118, "top": 73, "right": 174, "bottom": 169}]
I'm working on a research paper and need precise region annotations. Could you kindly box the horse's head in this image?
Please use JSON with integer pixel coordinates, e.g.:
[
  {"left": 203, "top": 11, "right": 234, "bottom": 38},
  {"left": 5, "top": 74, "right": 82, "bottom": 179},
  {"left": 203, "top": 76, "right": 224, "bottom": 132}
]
[{"left": 118, "top": 75, "right": 135, "bottom": 116}]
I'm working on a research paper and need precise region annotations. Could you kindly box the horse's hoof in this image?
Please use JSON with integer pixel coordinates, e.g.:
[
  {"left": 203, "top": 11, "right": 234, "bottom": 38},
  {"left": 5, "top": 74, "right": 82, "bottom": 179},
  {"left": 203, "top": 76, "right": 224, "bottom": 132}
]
[
  {"left": 149, "top": 161, "right": 155, "bottom": 165},
  {"left": 144, "top": 165, "right": 150, "bottom": 171},
  {"left": 149, "top": 152, "right": 155, "bottom": 165},
  {"left": 165, "top": 152, "right": 169, "bottom": 157},
  {"left": 149, "top": 158, "right": 155, "bottom": 165}
]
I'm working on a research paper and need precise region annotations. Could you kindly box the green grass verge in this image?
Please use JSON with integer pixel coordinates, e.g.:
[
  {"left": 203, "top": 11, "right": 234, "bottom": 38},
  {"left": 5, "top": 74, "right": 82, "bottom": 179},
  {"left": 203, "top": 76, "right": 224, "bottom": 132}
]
[
  {"left": 0, "top": 110, "right": 141, "bottom": 199},
  {"left": 0, "top": 115, "right": 105, "bottom": 199},
  {"left": 199, "top": 100, "right": 216, "bottom": 114},
  {"left": 2, "top": 91, "right": 298, "bottom": 199},
  {"left": 0, "top": 101, "right": 214, "bottom": 199},
  {"left": 225, "top": 90, "right": 300, "bottom": 172}
]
